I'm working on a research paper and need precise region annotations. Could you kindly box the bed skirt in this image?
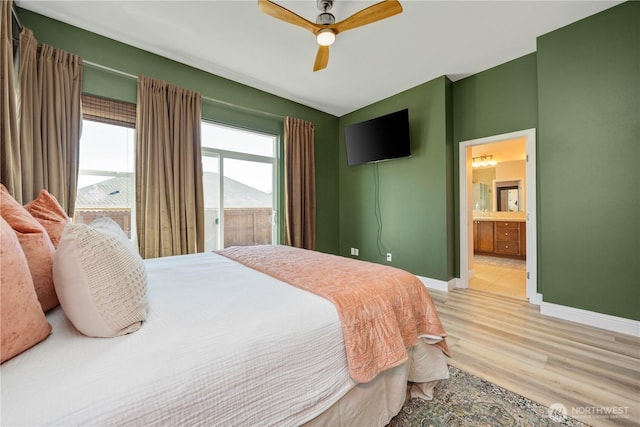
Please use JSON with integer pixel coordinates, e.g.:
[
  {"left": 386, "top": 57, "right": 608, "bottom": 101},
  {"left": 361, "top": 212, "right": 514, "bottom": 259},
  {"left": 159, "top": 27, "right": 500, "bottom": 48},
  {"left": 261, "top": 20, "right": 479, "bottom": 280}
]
[{"left": 304, "top": 338, "right": 449, "bottom": 426}]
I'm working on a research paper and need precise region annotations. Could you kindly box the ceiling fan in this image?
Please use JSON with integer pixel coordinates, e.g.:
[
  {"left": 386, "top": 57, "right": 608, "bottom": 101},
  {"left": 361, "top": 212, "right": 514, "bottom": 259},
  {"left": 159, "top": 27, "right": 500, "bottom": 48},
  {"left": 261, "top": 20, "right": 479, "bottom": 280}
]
[{"left": 258, "top": 0, "right": 403, "bottom": 72}]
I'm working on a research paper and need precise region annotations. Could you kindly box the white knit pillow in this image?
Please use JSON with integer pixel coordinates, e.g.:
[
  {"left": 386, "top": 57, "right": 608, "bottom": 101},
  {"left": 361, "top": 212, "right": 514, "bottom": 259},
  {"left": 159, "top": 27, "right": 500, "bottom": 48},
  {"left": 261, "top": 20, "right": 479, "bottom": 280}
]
[{"left": 53, "top": 217, "right": 147, "bottom": 337}]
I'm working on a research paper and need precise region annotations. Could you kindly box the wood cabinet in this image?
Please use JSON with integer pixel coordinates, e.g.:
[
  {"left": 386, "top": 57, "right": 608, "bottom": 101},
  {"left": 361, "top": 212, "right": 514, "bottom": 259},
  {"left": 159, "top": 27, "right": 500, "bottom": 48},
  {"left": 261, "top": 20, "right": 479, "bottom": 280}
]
[
  {"left": 473, "top": 221, "right": 494, "bottom": 253},
  {"left": 495, "top": 221, "right": 520, "bottom": 256},
  {"left": 473, "top": 220, "right": 526, "bottom": 258}
]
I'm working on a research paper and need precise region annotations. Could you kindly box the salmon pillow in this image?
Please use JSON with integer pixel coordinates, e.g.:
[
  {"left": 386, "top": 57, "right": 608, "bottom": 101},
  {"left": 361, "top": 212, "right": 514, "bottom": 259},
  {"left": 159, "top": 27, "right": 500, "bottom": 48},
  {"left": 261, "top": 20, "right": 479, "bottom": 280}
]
[
  {"left": 1, "top": 217, "right": 52, "bottom": 363},
  {"left": 0, "top": 185, "right": 57, "bottom": 312},
  {"left": 24, "top": 189, "right": 70, "bottom": 248}
]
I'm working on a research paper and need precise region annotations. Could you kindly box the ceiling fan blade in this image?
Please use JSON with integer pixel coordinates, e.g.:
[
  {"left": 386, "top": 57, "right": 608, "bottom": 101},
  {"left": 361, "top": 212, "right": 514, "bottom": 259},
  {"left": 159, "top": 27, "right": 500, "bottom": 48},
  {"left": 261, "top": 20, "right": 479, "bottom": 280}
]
[
  {"left": 258, "top": 0, "right": 319, "bottom": 34},
  {"left": 313, "top": 45, "right": 329, "bottom": 72},
  {"left": 333, "top": 0, "right": 403, "bottom": 34}
]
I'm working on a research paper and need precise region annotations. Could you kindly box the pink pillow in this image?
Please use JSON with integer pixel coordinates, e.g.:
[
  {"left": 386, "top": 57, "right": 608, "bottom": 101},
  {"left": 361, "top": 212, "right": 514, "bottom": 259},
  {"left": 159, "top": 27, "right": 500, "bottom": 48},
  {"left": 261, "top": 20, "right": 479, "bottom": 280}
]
[
  {"left": 0, "top": 185, "right": 58, "bottom": 312},
  {"left": 1, "top": 217, "right": 52, "bottom": 363},
  {"left": 24, "top": 189, "right": 70, "bottom": 248}
]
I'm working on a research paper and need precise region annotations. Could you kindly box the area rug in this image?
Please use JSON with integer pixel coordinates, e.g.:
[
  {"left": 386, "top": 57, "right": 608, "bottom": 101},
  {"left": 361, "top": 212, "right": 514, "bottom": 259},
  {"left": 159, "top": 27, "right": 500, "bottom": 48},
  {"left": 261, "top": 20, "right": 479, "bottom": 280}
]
[
  {"left": 474, "top": 255, "right": 526, "bottom": 271},
  {"left": 388, "top": 366, "right": 589, "bottom": 427}
]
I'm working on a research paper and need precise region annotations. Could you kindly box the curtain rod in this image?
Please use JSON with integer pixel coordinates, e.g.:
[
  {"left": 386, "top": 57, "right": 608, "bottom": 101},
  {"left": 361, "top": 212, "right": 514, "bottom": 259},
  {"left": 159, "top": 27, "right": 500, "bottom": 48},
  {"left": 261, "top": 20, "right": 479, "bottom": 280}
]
[
  {"left": 83, "top": 60, "right": 285, "bottom": 120},
  {"left": 11, "top": 4, "right": 24, "bottom": 30}
]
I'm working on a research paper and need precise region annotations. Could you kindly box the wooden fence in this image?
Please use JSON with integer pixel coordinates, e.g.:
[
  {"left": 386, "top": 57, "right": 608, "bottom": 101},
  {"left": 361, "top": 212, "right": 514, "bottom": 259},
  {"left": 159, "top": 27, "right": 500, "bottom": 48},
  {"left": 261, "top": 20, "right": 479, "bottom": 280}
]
[
  {"left": 73, "top": 209, "right": 132, "bottom": 237},
  {"left": 223, "top": 207, "right": 272, "bottom": 247},
  {"left": 74, "top": 207, "right": 272, "bottom": 248}
]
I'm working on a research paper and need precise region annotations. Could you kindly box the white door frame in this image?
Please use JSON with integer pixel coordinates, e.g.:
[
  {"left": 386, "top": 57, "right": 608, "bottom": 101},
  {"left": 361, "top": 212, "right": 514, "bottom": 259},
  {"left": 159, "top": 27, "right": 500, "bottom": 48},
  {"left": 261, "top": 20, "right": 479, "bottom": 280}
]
[{"left": 458, "top": 128, "right": 539, "bottom": 304}]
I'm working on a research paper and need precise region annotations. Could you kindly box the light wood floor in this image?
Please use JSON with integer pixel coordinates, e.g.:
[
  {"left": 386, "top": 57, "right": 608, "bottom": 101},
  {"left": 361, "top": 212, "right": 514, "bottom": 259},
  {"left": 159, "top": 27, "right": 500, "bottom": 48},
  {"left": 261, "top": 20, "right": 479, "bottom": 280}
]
[
  {"left": 429, "top": 288, "right": 640, "bottom": 427},
  {"left": 468, "top": 256, "right": 527, "bottom": 300}
]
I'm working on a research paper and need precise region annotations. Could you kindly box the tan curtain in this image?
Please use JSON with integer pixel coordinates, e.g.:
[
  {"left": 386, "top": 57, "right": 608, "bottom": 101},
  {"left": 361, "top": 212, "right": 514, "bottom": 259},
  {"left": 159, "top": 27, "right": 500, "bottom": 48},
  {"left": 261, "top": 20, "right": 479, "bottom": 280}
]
[
  {"left": 284, "top": 116, "right": 316, "bottom": 250},
  {"left": 15, "top": 27, "right": 82, "bottom": 214},
  {"left": 136, "top": 76, "right": 204, "bottom": 259},
  {"left": 0, "top": 0, "right": 21, "bottom": 199}
]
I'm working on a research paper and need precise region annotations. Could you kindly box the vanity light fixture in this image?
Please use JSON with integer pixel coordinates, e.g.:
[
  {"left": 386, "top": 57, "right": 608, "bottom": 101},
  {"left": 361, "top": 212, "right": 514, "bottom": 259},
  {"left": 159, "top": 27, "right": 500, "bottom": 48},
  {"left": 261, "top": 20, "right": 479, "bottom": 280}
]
[{"left": 472, "top": 155, "right": 497, "bottom": 168}]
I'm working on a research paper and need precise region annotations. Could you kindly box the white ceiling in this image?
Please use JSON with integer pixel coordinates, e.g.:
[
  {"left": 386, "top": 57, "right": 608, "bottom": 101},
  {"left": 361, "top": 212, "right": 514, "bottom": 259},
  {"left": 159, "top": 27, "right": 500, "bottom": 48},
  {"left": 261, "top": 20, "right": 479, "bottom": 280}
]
[{"left": 16, "top": 0, "right": 621, "bottom": 117}]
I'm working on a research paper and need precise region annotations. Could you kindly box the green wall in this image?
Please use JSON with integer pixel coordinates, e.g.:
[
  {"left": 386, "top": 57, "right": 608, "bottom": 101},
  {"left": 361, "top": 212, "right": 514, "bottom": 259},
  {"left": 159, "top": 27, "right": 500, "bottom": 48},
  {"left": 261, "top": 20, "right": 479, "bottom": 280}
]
[
  {"left": 452, "top": 53, "right": 539, "bottom": 144},
  {"left": 452, "top": 2, "right": 639, "bottom": 321},
  {"left": 338, "top": 77, "right": 455, "bottom": 281},
  {"left": 537, "top": 1, "right": 640, "bottom": 320},
  {"left": 452, "top": 53, "right": 539, "bottom": 277},
  {"left": 18, "top": 8, "right": 341, "bottom": 255}
]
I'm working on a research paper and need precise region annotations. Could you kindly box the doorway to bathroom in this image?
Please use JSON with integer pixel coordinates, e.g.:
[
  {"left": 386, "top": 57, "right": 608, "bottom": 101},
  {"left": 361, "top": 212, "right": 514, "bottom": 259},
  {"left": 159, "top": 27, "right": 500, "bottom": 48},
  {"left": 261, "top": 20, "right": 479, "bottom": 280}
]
[{"left": 458, "top": 129, "right": 538, "bottom": 304}]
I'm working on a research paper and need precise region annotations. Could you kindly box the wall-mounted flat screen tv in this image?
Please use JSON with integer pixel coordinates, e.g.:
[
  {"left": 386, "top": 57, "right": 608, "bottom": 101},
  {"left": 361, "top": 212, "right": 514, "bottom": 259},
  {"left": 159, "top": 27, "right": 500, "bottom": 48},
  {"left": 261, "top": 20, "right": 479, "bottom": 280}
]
[{"left": 344, "top": 108, "right": 411, "bottom": 166}]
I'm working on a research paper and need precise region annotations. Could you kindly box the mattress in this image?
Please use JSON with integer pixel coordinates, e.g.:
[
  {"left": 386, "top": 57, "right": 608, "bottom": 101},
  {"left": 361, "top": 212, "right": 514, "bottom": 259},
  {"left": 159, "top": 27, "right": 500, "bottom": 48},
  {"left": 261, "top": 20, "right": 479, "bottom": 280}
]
[{"left": 1, "top": 251, "right": 447, "bottom": 426}]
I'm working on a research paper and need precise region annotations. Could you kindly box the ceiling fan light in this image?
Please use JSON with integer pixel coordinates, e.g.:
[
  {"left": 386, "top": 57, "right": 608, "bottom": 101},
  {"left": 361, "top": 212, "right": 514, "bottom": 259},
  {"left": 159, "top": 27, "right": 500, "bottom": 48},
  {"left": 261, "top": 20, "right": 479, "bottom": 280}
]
[{"left": 316, "top": 29, "right": 335, "bottom": 46}]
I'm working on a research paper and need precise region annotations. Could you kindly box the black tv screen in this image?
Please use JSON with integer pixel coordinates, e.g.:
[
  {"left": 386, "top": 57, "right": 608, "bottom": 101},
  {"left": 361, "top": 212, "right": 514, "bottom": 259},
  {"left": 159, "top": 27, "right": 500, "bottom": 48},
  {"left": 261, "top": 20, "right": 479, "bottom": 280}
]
[{"left": 344, "top": 109, "right": 411, "bottom": 166}]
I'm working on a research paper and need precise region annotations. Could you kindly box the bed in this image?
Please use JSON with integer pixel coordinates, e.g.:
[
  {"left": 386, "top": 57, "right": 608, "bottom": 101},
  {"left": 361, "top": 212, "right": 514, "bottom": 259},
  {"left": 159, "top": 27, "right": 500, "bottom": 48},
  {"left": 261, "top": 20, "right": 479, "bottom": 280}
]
[{"left": 1, "top": 238, "right": 449, "bottom": 426}]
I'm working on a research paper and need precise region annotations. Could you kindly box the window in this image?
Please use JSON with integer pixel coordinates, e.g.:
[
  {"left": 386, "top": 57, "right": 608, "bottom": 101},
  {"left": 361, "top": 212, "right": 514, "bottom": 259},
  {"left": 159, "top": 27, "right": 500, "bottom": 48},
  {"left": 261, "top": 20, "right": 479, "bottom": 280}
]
[
  {"left": 201, "top": 122, "right": 277, "bottom": 250},
  {"left": 75, "top": 96, "right": 136, "bottom": 238}
]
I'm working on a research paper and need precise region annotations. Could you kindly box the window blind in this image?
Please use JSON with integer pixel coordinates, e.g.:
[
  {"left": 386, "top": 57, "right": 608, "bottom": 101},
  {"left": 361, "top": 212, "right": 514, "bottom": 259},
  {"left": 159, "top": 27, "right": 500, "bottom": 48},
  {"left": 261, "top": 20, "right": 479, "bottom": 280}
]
[{"left": 81, "top": 94, "right": 136, "bottom": 128}]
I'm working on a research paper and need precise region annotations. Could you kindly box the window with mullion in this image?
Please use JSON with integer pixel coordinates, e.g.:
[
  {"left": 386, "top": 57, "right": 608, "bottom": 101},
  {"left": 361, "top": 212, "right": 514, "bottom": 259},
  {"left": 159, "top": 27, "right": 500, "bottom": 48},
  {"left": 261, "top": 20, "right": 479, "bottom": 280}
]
[
  {"left": 75, "top": 95, "right": 136, "bottom": 239},
  {"left": 201, "top": 121, "right": 277, "bottom": 250}
]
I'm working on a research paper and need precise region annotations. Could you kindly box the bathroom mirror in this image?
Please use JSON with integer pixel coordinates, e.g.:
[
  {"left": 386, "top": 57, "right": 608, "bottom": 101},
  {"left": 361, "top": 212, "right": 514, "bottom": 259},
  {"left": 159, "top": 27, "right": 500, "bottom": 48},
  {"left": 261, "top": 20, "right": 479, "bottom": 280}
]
[
  {"left": 493, "top": 179, "right": 523, "bottom": 212},
  {"left": 497, "top": 186, "right": 520, "bottom": 212}
]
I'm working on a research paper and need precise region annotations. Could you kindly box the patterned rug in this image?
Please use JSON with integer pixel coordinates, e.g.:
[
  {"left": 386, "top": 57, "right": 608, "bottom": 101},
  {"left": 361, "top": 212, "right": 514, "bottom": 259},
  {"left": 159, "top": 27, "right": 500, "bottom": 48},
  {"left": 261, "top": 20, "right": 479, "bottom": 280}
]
[{"left": 387, "top": 366, "right": 589, "bottom": 427}]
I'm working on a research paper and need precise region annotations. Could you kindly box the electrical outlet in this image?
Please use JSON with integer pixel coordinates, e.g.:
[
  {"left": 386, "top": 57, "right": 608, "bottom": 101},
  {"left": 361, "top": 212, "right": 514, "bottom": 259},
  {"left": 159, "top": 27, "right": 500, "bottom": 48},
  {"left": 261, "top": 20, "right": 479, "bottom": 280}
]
[
  {"left": 386, "top": 253, "right": 392, "bottom": 262},
  {"left": 351, "top": 248, "right": 359, "bottom": 256}
]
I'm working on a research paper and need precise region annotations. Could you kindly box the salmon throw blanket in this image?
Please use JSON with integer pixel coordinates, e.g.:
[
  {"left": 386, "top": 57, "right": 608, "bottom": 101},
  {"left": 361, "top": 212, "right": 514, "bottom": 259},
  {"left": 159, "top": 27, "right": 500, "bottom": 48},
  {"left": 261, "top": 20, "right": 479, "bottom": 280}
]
[{"left": 216, "top": 245, "right": 448, "bottom": 383}]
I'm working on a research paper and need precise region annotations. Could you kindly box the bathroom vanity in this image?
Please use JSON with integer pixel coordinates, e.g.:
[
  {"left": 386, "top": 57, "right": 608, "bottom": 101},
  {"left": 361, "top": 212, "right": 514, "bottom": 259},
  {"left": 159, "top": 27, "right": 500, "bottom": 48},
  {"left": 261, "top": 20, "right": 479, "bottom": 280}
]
[{"left": 473, "top": 218, "right": 526, "bottom": 258}]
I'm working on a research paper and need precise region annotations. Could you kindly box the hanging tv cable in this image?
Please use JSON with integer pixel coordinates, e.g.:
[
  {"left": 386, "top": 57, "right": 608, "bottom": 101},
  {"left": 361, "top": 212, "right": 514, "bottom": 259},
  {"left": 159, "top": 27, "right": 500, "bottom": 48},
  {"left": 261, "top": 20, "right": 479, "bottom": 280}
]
[{"left": 373, "top": 163, "right": 389, "bottom": 258}]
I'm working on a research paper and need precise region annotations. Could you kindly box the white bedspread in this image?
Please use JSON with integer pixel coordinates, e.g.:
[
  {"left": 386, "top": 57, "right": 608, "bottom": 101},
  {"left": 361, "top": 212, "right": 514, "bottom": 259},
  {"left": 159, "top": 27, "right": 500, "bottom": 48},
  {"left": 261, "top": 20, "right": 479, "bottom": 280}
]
[{"left": 1, "top": 252, "right": 356, "bottom": 426}]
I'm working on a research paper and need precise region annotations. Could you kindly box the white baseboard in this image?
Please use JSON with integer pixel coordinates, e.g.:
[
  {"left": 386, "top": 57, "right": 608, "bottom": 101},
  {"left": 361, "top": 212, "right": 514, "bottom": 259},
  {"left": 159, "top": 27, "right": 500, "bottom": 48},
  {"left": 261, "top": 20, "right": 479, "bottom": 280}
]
[
  {"left": 414, "top": 276, "right": 638, "bottom": 337},
  {"left": 540, "top": 301, "right": 640, "bottom": 338},
  {"left": 529, "top": 293, "right": 543, "bottom": 305},
  {"left": 417, "top": 276, "right": 456, "bottom": 292}
]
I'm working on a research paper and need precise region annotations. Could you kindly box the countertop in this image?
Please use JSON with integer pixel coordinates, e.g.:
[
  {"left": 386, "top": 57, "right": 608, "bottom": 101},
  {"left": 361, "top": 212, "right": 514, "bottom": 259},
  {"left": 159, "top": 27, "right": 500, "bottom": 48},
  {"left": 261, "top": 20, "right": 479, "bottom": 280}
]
[{"left": 473, "top": 217, "right": 526, "bottom": 222}]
